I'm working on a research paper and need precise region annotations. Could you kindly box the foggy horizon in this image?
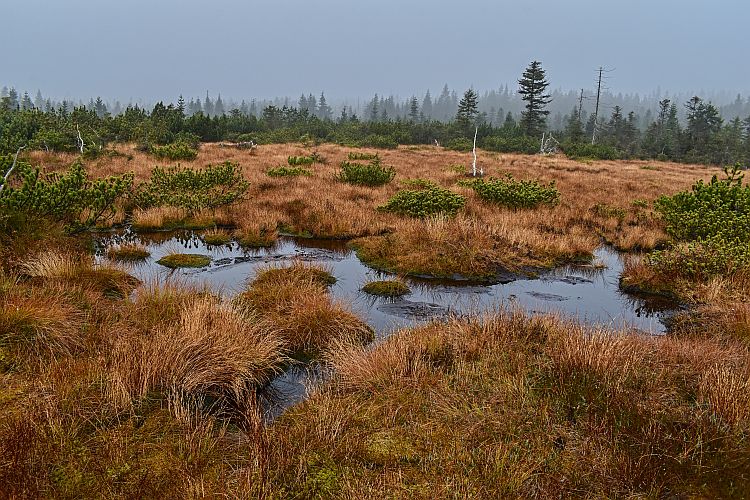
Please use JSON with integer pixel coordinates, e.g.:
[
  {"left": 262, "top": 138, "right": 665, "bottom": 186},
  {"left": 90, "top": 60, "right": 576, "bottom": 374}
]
[{"left": 4, "top": 0, "right": 749, "bottom": 104}]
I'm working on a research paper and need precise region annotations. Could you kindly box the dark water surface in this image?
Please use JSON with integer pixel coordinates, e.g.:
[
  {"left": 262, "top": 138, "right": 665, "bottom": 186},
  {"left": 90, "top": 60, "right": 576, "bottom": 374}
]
[{"left": 96, "top": 230, "right": 677, "bottom": 417}]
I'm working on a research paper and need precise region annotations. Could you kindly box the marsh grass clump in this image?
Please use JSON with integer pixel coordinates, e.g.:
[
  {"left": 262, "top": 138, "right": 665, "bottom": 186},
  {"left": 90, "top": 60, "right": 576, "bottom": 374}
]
[
  {"left": 462, "top": 174, "right": 559, "bottom": 208},
  {"left": 0, "top": 285, "right": 86, "bottom": 357},
  {"left": 157, "top": 253, "right": 212, "bottom": 269},
  {"left": 237, "top": 228, "right": 278, "bottom": 248},
  {"left": 109, "top": 295, "right": 286, "bottom": 417},
  {"left": 238, "top": 262, "right": 372, "bottom": 354},
  {"left": 378, "top": 186, "right": 465, "bottom": 218},
  {"left": 107, "top": 243, "right": 150, "bottom": 262},
  {"left": 336, "top": 159, "right": 395, "bottom": 187},
  {"left": 267, "top": 165, "right": 313, "bottom": 178},
  {"left": 202, "top": 229, "right": 232, "bottom": 246},
  {"left": 361, "top": 280, "right": 410, "bottom": 297},
  {"left": 22, "top": 251, "right": 139, "bottom": 298},
  {"left": 251, "top": 261, "right": 337, "bottom": 288}
]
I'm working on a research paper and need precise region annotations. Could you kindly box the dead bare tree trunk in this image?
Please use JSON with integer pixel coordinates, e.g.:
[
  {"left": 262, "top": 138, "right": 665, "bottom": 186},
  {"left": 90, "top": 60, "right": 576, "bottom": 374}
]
[
  {"left": 76, "top": 125, "right": 85, "bottom": 154},
  {"left": 1, "top": 145, "right": 26, "bottom": 194},
  {"left": 472, "top": 127, "right": 479, "bottom": 176}
]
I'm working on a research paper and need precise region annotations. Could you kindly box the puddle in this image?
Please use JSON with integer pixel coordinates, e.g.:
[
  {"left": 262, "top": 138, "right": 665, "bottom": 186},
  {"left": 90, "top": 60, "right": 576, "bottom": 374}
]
[{"left": 96, "top": 229, "right": 678, "bottom": 417}]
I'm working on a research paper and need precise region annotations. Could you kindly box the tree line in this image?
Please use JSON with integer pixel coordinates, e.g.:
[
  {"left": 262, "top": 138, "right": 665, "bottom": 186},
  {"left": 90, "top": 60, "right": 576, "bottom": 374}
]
[{"left": 1, "top": 62, "right": 749, "bottom": 166}]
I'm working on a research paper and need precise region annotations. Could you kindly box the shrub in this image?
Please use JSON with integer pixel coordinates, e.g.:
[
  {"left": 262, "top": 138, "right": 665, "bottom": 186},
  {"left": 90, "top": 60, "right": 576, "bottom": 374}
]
[
  {"left": 481, "top": 135, "right": 539, "bottom": 154},
  {"left": 348, "top": 152, "right": 379, "bottom": 161},
  {"left": 444, "top": 138, "right": 473, "bottom": 152},
  {"left": 287, "top": 154, "right": 322, "bottom": 166},
  {"left": 361, "top": 134, "right": 398, "bottom": 149},
  {"left": 646, "top": 164, "right": 750, "bottom": 279},
  {"left": 132, "top": 162, "right": 249, "bottom": 215},
  {"left": 562, "top": 142, "right": 621, "bottom": 160},
  {"left": 149, "top": 141, "right": 199, "bottom": 161},
  {"left": 462, "top": 175, "right": 559, "bottom": 209},
  {"left": 379, "top": 187, "right": 466, "bottom": 218},
  {"left": 336, "top": 159, "right": 395, "bottom": 187},
  {"left": 267, "top": 166, "right": 312, "bottom": 178},
  {"left": 0, "top": 157, "right": 132, "bottom": 232}
]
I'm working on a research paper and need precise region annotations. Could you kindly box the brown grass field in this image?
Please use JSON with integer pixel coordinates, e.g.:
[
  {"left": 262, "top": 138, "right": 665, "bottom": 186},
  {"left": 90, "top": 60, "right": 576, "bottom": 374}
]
[{"left": 2, "top": 144, "right": 748, "bottom": 498}]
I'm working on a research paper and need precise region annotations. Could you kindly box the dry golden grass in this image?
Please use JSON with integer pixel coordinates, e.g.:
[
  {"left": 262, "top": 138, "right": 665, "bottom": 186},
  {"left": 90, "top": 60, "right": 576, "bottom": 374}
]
[
  {"left": 239, "top": 262, "right": 372, "bottom": 353},
  {"left": 269, "top": 310, "right": 750, "bottom": 497},
  {"left": 50, "top": 142, "right": 716, "bottom": 277},
  {"left": 109, "top": 295, "right": 286, "bottom": 417},
  {"left": 0, "top": 284, "right": 87, "bottom": 358}
]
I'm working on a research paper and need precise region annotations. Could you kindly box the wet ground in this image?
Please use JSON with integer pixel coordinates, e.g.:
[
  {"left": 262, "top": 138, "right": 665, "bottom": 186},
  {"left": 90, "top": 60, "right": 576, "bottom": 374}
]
[{"left": 96, "top": 229, "right": 678, "bottom": 418}]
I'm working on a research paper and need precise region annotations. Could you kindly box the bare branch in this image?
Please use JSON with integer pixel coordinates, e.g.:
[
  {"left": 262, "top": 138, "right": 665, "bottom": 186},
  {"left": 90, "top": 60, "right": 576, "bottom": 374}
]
[{"left": 0, "top": 145, "right": 27, "bottom": 194}]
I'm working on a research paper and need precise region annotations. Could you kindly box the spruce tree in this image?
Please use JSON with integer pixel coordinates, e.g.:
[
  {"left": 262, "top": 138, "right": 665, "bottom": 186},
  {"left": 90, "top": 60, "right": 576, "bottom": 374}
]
[
  {"left": 409, "top": 96, "right": 420, "bottom": 122},
  {"left": 318, "top": 92, "right": 332, "bottom": 120},
  {"left": 517, "top": 61, "right": 551, "bottom": 137},
  {"left": 456, "top": 88, "right": 479, "bottom": 126}
]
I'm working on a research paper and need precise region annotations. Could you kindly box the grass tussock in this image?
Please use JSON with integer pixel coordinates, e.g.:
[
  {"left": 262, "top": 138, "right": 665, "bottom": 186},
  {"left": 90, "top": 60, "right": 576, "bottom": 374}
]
[
  {"left": 109, "top": 295, "right": 286, "bottom": 417},
  {"left": 21, "top": 251, "right": 139, "bottom": 298},
  {"left": 202, "top": 228, "right": 232, "bottom": 246},
  {"left": 106, "top": 242, "right": 150, "bottom": 262},
  {"left": 0, "top": 284, "right": 87, "bottom": 358},
  {"left": 238, "top": 262, "right": 371, "bottom": 354}
]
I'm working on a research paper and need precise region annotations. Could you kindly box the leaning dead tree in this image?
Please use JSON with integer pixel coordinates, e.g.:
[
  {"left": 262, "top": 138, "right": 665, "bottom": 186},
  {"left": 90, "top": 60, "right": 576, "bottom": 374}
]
[
  {"left": 0, "top": 145, "right": 27, "bottom": 194},
  {"left": 539, "top": 132, "right": 559, "bottom": 155},
  {"left": 471, "top": 127, "right": 483, "bottom": 177}
]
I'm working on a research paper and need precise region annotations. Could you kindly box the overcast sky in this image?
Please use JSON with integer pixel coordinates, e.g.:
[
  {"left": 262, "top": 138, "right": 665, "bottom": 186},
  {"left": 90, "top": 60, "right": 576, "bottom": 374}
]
[{"left": 3, "top": 0, "right": 747, "bottom": 102}]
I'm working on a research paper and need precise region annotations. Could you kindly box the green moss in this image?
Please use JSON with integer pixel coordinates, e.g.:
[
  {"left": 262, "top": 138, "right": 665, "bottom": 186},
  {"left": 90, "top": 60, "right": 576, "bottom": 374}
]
[
  {"left": 156, "top": 253, "right": 212, "bottom": 269},
  {"left": 361, "top": 280, "right": 411, "bottom": 297}
]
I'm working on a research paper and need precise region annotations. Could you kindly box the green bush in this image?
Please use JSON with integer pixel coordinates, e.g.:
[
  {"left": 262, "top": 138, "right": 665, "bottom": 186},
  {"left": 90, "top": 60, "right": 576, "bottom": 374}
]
[
  {"left": 336, "top": 159, "right": 395, "bottom": 187},
  {"left": 287, "top": 153, "right": 324, "bottom": 166},
  {"left": 267, "top": 166, "right": 312, "bottom": 177},
  {"left": 132, "top": 161, "right": 249, "bottom": 215},
  {"left": 361, "top": 134, "right": 398, "bottom": 150},
  {"left": 0, "top": 157, "right": 132, "bottom": 232},
  {"left": 379, "top": 187, "right": 465, "bottom": 218},
  {"left": 400, "top": 178, "right": 436, "bottom": 190},
  {"left": 562, "top": 142, "right": 621, "bottom": 161},
  {"left": 348, "top": 152, "right": 379, "bottom": 161},
  {"left": 444, "top": 138, "right": 473, "bottom": 152},
  {"left": 648, "top": 164, "right": 750, "bottom": 279},
  {"left": 481, "top": 136, "right": 539, "bottom": 154},
  {"left": 149, "top": 141, "right": 199, "bottom": 161},
  {"left": 462, "top": 175, "right": 559, "bottom": 209}
]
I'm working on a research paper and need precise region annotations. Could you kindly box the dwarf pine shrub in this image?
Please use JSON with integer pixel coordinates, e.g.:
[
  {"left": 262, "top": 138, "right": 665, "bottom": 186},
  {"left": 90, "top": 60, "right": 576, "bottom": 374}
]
[
  {"left": 267, "top": 166, "right": 312, "bottom": 177},
  {"left": 462, "top": 175, "right": 559, "bottom": 209},
  {"left": 646, "top": 164, "right": 750, "bottom": 278},
  {"left": 149, "top": 141, "right": 199, "bottom": 161},
  {"left": 0, "top": 156, "right": 132, "bottom": 232},
  {"left": 336, "top": 159, "right": 395, "bottom": 187},
  {"left": 379, "top": 186, "right": 465, "bottom": 218},
  {"left": 132, "top": 161, "right": 248, "bottom": 215}
]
